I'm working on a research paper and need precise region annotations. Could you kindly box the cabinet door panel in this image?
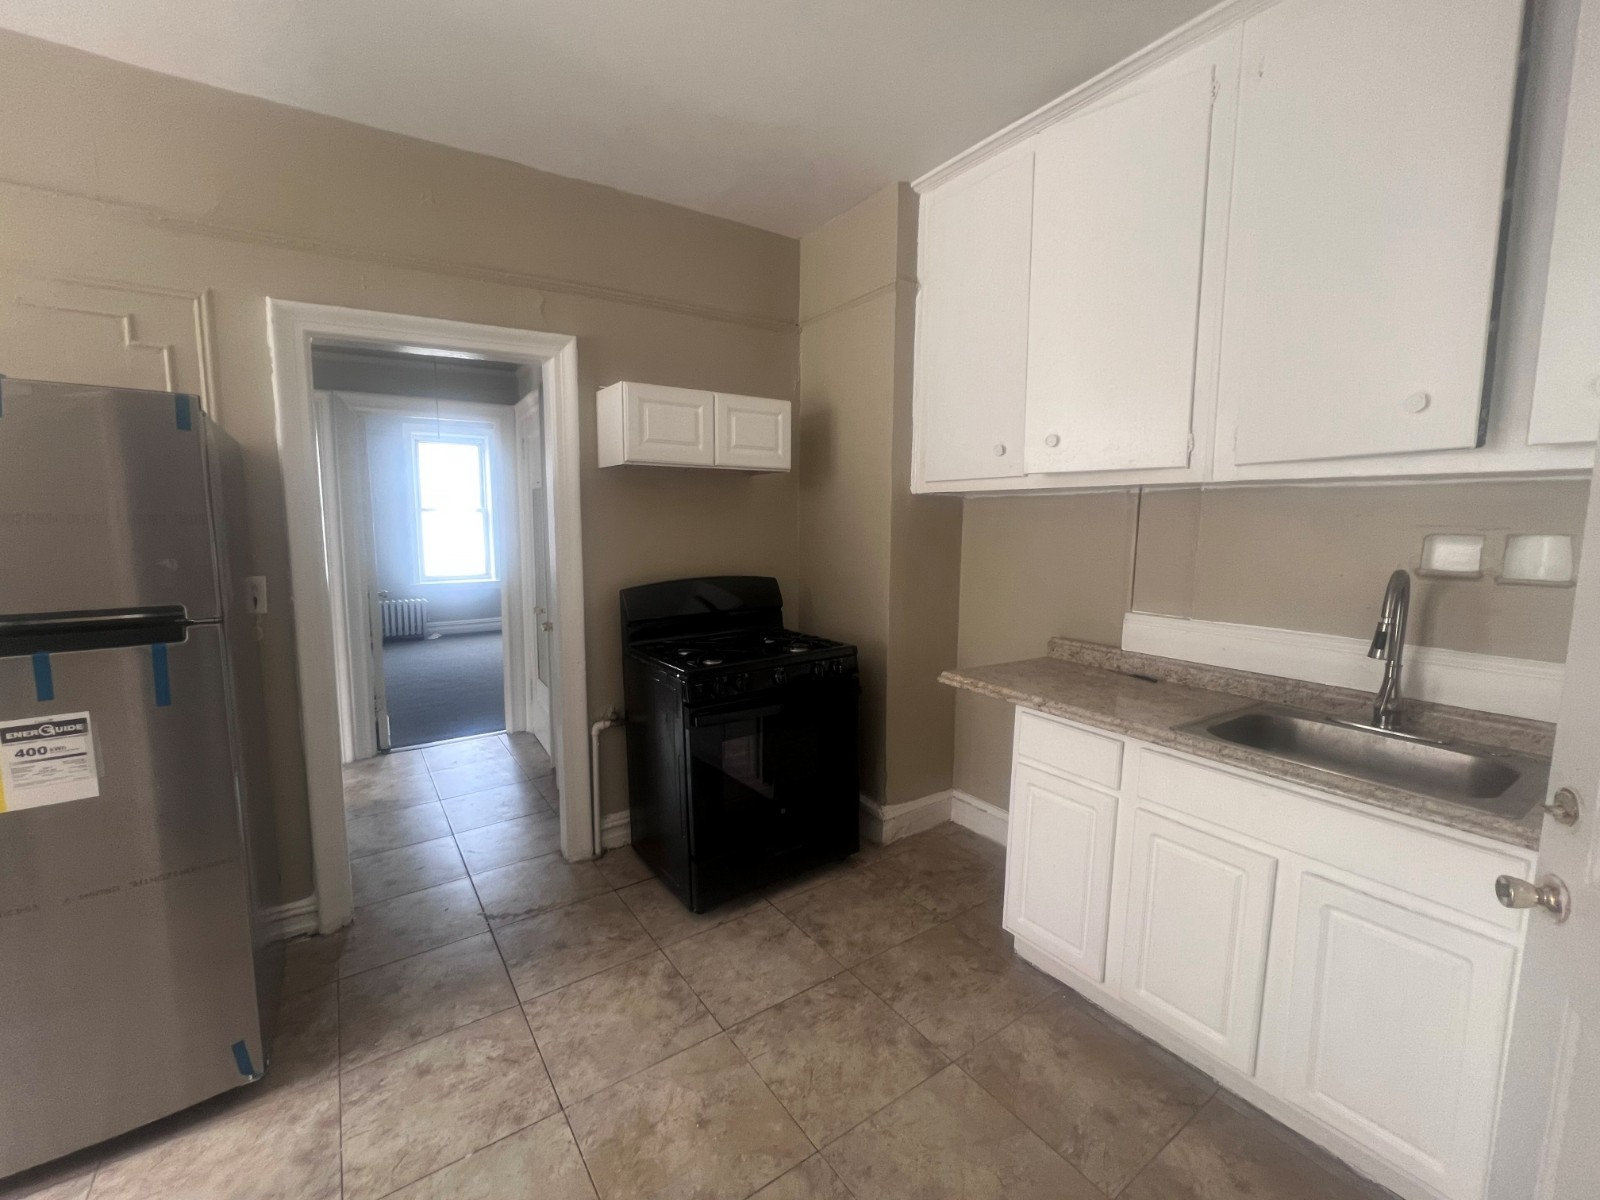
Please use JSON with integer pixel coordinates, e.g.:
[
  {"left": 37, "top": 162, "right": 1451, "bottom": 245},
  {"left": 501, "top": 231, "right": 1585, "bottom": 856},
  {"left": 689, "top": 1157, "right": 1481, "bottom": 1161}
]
[
  {"left": 1222, "top": 0, "right": 1522, "bottom": 465},
  {"left": 1530, "top": 0, "right": 1600, "bottom": 445},
  {"left": 1121, "top": 808, "right": 1277, "bottom": 1072},
  {"left": 1005, "top": 764, "right": 1117, "bottom": 980},
  {"left": 1024, "top": 61, "right": 1216, "bottom": 474},
  {"left": 916, "top": 148, "right": 1034, "bottom": 483},
  {"left": 713, "top": 393, "right": 790, "bottom": 470},
  {"left": 1283, "top": 873, "right": 1516, "bottom": 1200},
  {"left": 626, "top": 383, "right": 714, "bottom": 466}
]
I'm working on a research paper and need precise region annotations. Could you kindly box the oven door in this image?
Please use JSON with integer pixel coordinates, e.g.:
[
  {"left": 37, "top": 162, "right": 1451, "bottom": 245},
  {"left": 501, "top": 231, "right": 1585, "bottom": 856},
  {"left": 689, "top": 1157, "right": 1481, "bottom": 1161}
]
[{"left": 684, "top": 672, "right": 858, "bottom": 906}]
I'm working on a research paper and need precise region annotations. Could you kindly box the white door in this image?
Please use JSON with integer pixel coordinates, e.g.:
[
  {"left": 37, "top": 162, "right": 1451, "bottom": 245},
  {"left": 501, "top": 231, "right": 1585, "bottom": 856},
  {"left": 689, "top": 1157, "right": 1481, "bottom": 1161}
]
[
  {"left": 1281, "top": 872, "right": 1516, "bottom": 1200},
  {"left": 915, "top": 143, "right": 1035, "bottom": 483},
  {"left": 1219, "top": 0, "right": 1523, "bottom": 465},
  {"left": 1487, "top": 437, "right": 1600, "bottom": 1190},
  {"left": 713, "top": 393, "right": 790, "bottom": 470},
  {"left": 514, "top": 390, "right": 553, "bottom": 748},
  {"left": 1120, "top": 807, "right": 1277, "bottom": 1074},
  {"left": 1005, "top": 763, "right": 1117, "bottom": 980},
  {"left": 1023, "top": 43, "right": 1223, "bottom": 475},
  {"left": 624, "top": 382, "right": 715, "bottom": 466},
  {"left": 1529, "top": 0, "right": 1600, "bottom": 447}
]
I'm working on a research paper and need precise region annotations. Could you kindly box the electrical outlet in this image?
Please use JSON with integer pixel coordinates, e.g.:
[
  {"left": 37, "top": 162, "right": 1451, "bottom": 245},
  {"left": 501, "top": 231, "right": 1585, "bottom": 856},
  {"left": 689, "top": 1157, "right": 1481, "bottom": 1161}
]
[{"left": 245, "top": 576, "right": 268, "bottom": 614}]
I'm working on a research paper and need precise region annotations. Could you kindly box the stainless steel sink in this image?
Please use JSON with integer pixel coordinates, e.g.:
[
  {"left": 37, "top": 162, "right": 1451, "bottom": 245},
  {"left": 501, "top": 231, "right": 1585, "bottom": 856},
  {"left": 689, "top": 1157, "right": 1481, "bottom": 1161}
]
[{"left": 1173, "top": 704, "right": 1549, "bottom": 821}]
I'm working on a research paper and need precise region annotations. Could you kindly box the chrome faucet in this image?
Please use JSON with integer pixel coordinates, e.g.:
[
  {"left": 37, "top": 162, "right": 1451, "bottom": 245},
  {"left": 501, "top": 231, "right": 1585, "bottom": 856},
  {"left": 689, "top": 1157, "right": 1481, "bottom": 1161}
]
[{"left": 1367, "top": 568, "right": 1411, "bottom": 730}]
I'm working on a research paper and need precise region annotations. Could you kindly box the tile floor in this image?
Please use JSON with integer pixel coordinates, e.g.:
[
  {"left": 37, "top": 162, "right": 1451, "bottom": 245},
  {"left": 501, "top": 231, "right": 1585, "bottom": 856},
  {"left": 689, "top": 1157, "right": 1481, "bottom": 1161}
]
[{"left": 2, "top": 731, "right": 1398, "bottom": 1200}]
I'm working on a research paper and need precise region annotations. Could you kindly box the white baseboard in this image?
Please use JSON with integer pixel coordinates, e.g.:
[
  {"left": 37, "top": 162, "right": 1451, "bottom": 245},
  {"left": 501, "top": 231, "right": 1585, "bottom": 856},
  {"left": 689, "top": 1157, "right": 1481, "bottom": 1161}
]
[
  {"left": 1122, "top": 611, "right": 1564, "bottom": 723},
  {"left": 600, "top": 810, "right": 632, "bottom": 850},
  {"left": 429, "top": 618, "right": 503, "bottom": 636},
  {"left": 950, "top": 790, "right": 1009, "bottom": 846},
  {"left": 859, "top": 790, "right": 952, "bottom": 844},
  {"left": 263, "top": 895, "right": 320, "bottom": 941}
]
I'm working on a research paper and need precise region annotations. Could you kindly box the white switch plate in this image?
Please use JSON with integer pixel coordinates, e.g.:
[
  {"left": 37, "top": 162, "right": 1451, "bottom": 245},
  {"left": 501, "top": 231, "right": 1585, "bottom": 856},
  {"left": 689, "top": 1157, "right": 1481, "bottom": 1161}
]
[{"left": 245, "top": 576, "right": 268, "bottom": 614}]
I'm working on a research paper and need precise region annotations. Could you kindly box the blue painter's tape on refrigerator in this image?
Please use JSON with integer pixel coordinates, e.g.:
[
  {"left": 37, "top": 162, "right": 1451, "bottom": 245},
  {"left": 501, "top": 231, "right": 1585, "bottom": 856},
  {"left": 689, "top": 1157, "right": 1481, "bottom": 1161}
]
[
  {"left": 150, "top": 644, "right": 172, "bottom": 707},
  {"left": 174, "top": 394, "right": 192, "bottom": 431},
  {"left": 31, "top": 653, "right": 53, "bottom": 702},
  {"left": 230, "top": 1040, "right": 257, "bottom": 1078}
]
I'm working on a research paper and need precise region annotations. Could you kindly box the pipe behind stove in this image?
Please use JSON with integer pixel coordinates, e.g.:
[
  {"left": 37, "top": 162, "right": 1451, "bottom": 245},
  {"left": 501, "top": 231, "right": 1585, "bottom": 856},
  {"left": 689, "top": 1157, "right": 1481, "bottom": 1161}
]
[{"left": 590, "top": 708, "right": 624, "bottom": 857}]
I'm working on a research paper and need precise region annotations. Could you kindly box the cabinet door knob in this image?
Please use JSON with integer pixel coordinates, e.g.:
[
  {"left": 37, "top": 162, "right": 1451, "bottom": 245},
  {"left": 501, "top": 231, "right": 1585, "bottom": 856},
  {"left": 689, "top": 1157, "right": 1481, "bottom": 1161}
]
[
  {"left": 993, "top": 444, "right": 1007, "bottom": 457},
  {"left": 1495, "top": 874, "right": 1570, "bottom": 922},
  {"left": 1403, "top": 391, "right": 1431, "bottom": 414},
  {"left": 1044, "top": 433, "right": 1061, "bottom": 448}
]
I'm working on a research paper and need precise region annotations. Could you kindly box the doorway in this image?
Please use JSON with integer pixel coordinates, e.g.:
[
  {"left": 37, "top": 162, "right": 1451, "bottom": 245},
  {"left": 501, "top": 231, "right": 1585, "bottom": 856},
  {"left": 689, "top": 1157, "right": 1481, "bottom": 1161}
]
[
  {"left": 311, "top": 348, "right": 531, "bottom": 752},
  {"left": 268, "top": 300, "right": 589, "bottom": 934}
]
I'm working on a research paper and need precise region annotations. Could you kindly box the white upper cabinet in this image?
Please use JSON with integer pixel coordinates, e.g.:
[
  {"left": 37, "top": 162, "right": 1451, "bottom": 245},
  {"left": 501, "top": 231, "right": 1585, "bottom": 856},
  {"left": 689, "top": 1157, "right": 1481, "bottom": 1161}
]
[
  {"left": 1529, "top": 0, "right": 1600, "bottom": 446},
  {"left": 914, "top": 144, "right": 1035, "bottom": 483},
  {"left": 597, "top": 383, "right": 791, "bottom": 471},
  {"left": 713, "top": 392, "right": 791, "bottom": 470},
  {"left": 911, "top": 0, "right": 1589, "bottom": 493},
  {"left": 1024, "top": 36, "right": 1234, "bottom": 475},
  {"left": 1217, "top": 0, "right": 1523, "bottom": 467}
]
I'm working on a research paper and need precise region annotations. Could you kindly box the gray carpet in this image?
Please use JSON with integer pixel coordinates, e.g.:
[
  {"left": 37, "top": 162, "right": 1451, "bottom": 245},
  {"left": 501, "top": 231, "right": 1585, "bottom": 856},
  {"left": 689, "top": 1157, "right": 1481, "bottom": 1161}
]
[{"left": 382, "top": 631, "right": 505, "bottom": 748}]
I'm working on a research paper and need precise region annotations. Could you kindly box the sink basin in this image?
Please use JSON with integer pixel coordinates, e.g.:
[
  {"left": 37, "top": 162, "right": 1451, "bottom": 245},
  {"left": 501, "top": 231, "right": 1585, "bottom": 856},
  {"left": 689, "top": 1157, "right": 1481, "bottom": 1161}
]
[{"left": 1173, "top": 704, "right": 1549, "bottom": 821}]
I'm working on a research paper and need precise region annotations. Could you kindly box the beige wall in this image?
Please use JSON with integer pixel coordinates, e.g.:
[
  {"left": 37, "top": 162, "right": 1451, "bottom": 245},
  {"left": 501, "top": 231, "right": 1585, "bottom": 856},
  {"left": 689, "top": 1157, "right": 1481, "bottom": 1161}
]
[
  {"left": 797, "top": 185, "right": 962, "bottom": 808},
  {"left": 0, "top": 30, "right": 801, "bottom": 903},
  {"left": 953, "top": 481, "right": 1587, "bottom": 809},
  {"left": 1133, "top": 481, "right": 1587, "bottom": 662},
  {"left": 952, "top": 494, "right": 1139, "bottom": 807}
]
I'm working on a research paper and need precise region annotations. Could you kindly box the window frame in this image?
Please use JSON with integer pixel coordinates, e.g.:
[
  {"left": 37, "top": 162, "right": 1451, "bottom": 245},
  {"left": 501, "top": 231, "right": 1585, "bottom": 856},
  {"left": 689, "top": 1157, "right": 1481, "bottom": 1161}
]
[{"left": 409, "top": 428, "right": 498, "bottom": 585}]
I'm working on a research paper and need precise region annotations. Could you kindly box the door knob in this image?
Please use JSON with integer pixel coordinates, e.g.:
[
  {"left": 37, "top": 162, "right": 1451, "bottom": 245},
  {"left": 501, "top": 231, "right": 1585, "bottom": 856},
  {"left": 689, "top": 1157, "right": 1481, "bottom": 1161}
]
[
  {"left": 993, "top": 444, "right": 1007, "bottom": 457},
  {"left": 1495, "top": 874, "right": 1570, "bottom": 922},
  {"left": 1044, "top": 433, "right": 1061, "bottom": 448}
]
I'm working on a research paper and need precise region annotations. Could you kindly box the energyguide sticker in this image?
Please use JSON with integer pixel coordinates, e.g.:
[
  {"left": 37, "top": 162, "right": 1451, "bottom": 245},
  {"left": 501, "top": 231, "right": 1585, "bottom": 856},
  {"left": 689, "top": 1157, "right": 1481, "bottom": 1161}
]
[{"left": 0, "top": 712, "right": 99, "bottom": 812}]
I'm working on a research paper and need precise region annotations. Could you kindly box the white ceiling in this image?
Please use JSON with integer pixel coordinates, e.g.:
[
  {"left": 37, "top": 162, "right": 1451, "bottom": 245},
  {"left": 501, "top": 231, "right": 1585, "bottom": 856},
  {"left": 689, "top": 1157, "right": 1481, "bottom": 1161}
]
[{"left": 0, "top": 0, "right": 1217, "bottom": 237}]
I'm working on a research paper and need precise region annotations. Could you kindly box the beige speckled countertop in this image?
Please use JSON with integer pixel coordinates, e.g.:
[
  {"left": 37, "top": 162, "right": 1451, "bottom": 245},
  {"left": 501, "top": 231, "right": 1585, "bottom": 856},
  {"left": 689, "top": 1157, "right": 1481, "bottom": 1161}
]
[{"left": 940, "top": 640, "right": 1550, "bottom": 850}]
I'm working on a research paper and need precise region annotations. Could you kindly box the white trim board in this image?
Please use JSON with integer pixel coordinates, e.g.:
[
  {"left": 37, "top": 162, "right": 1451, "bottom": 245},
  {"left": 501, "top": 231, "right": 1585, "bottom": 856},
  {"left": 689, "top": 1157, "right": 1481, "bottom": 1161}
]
[
  {"left": 429, "top": 618, "right": 503, "bottom": 635},
  {"left": 950, "top": 790, "right": 1009, "bottom": 846},
  {"left": 859, "top": 791, "right": 952, "bottom": 844},
  {"left": 262, "top": 895, "right": 320, "bottom": 942},
  {"left": 600, "top": 810, "right": 631, "bottom": 850},
  {"left": 1121, "top": 611, "right": 1564, "bottom": 723}
]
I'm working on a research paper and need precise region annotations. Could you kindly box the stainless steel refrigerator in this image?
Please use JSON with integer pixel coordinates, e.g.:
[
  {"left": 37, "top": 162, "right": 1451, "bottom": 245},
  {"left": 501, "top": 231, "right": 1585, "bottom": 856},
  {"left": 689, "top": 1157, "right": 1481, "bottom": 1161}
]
[{"left": 0, "top": 378, "right": 280, "bottom": 1178}]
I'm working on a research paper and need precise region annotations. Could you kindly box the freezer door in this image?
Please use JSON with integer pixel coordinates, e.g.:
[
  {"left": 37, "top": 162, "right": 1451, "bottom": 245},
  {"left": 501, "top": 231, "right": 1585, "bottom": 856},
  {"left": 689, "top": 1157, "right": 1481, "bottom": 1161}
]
[
  {"left": 0, "top": 625, "right": 260, "bottom": 1176},
  {"left": 0, "top": 378, "right": 221, "bottom": 620}
]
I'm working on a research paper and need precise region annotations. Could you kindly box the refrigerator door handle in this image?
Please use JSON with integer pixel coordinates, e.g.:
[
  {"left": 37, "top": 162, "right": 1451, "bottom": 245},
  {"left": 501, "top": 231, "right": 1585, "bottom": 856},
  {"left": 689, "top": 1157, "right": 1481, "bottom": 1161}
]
[{"left": 0, "top": 606, "right": 190, "bottom": 658}]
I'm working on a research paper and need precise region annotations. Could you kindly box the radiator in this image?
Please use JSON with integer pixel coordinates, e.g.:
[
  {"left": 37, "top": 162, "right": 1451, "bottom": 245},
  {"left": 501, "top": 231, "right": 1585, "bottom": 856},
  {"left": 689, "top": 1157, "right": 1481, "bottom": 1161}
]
[{"left": 380, "top": 597, "right": 429, "bottom": 640}]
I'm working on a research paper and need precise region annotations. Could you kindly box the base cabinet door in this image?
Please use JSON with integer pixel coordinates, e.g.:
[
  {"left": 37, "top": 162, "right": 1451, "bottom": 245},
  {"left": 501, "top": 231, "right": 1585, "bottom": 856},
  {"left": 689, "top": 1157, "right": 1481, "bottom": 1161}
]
[
  {"left": 1005, "top": 764, "right": 1117, "bottom": 981},
  {"left": 1120, "top": 807, "right": 1277, "bottom": 1073},
  {"left": 1281, "top": 873, "right": 1517, "bottom": 1200}
]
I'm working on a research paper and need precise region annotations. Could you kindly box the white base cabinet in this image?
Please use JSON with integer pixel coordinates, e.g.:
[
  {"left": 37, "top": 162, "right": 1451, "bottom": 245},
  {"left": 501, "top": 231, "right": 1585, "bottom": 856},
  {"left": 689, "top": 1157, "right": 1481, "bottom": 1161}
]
[{"left": 1003, "top": 706, "right": 1534, "bottom": 1200}]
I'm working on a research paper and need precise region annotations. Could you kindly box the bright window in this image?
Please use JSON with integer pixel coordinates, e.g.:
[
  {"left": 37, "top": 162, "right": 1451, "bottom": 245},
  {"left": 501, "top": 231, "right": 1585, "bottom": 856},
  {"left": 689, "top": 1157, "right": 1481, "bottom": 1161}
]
[{"left": 414, "top": 435, "right": 494, "bottom": 582}]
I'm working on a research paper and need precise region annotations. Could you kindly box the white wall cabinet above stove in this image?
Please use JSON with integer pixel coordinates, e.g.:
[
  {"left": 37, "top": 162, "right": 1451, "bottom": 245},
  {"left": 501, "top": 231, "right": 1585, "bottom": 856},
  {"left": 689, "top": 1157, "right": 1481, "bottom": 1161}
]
[
  {"left": 911, "top": 0, "right": 1593, "bottom": 494},
  {"left": 597, "top": 382, "right": 790, "bottom": 471}
]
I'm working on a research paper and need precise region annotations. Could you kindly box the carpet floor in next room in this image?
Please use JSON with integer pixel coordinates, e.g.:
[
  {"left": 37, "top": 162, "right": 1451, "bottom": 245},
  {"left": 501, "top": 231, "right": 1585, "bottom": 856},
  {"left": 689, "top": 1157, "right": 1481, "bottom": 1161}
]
[
  {"left": 1, "top": 731, "right": 1398, "bottom": 1200},
  {"left": 381, "top": 630, "right": 506, "bottom": 748}
]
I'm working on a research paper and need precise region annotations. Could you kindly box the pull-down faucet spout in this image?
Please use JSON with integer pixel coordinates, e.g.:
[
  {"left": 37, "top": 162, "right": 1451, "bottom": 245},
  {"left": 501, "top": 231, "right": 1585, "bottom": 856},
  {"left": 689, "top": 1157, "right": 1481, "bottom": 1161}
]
[{"left": 1367, "top": 568, "right": 1411, "bottom": 731}]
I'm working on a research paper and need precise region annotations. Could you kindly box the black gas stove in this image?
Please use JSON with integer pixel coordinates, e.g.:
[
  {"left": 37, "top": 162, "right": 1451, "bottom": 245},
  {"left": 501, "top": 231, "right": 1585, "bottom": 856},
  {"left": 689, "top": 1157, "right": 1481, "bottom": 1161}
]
[{"left": 620, "top": 576, "right": 860, "bottom": 912}]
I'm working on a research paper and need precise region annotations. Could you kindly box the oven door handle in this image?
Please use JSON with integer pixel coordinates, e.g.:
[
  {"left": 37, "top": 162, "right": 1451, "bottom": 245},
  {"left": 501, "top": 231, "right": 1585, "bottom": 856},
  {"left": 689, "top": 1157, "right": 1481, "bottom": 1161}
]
[{"left": 688, "top": 703, "right": 783, "bottom": 727}]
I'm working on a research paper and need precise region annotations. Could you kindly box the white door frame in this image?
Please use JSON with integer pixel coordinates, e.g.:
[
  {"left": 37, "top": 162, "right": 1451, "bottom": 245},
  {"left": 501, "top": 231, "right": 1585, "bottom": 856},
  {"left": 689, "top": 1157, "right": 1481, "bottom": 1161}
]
[
  {"left": 267, "top": 300, "right": 590, "bottom": 934},
  {"left": 316, "top": 391, "right": 519, "bottom": 763}
]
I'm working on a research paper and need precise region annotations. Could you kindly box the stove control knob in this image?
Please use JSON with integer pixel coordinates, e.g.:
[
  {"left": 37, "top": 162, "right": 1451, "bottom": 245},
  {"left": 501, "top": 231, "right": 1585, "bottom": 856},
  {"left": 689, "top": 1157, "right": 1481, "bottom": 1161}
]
[{"left": 773, "top": 667, "right": 786, "bottom": 685}]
